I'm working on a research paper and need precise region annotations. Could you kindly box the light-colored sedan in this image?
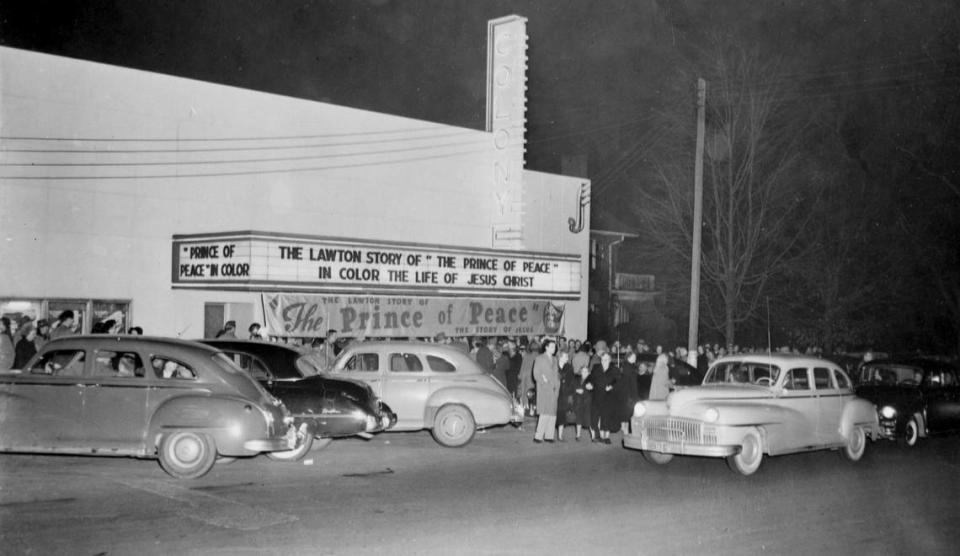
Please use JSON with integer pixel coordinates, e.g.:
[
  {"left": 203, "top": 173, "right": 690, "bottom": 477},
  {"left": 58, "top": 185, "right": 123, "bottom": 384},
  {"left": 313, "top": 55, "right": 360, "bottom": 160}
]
[
  {"left": 624, "top": 354, "right": 879, "bottom": 475},
  {"left": 329, "top": 341, "right": 522, "bottom": 447}
]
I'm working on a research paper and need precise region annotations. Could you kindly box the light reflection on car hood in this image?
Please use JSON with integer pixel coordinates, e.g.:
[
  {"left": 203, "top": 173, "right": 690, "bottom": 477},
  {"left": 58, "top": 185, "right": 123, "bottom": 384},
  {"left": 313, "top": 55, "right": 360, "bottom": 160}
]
[{"left": 669, "top": 384, "right": 772, "bottom": 407}]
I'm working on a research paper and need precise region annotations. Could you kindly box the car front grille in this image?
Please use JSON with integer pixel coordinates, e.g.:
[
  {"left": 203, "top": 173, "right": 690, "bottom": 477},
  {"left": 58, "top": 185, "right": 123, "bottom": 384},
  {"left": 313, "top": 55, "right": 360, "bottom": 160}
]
[{"left": 641, "top": 417, "right": 717, "bottom": 445}]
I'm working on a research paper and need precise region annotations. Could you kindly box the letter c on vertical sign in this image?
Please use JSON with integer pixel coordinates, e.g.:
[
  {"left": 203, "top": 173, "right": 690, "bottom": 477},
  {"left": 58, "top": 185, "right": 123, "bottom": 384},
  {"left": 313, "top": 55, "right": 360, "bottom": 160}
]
[{"left": 495, "top": 33, "right": 511, "bottom": 55}]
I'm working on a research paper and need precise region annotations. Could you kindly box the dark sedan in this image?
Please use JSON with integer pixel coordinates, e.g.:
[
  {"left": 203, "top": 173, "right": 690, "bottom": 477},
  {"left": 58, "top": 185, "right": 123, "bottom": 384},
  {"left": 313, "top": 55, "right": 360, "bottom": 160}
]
[
  {"left": 202, "top": 340, "right": 396, "bottom": 460},
  {"left": 855, "top": 358, "right": 960, "bottom": 447}
]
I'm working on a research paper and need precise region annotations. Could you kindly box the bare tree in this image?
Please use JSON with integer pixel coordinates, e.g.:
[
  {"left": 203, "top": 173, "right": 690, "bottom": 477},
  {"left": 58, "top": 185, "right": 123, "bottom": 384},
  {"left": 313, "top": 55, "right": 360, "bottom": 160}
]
[{"left": 634, "top": 42, "right": 820, "bottom": 346}]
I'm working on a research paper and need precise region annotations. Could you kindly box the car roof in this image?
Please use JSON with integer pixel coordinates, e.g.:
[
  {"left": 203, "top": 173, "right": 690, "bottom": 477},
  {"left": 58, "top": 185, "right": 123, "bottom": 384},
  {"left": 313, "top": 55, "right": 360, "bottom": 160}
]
[
  {"left": 862, "top": 358, "right": 958, "bottom": 370},
  {"left": 43, "top": 335, "right": 221, "bottom": 355},
  {"left": 336, "top": 340, "right": 482, "bottom": 370},
  {"left": 711, "top": 353, "right": 841, "bottom": 368},
  {"left": 202, "top": 339, "right": 302, "bottom": 355}
]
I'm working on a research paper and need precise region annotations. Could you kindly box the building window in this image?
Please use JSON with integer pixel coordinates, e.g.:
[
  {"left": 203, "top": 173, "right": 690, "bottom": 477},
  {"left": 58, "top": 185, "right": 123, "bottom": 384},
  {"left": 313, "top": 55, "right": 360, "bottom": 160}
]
[{"left": 1, "top": 298, "right": 131, "bottom": 335}]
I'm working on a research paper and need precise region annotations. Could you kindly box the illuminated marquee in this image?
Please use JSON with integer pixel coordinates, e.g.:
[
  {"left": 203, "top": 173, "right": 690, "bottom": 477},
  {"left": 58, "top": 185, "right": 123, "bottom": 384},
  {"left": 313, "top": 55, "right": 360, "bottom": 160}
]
[{"left": 172, "top": 231, "right": 581, "bottom": 299}]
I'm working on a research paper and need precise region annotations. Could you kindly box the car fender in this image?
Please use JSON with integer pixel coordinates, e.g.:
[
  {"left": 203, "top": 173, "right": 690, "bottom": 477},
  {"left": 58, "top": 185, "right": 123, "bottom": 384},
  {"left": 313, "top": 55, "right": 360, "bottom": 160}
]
[
  {"left": 840, "top": 398, "right": 880, "bottom": 439},
  {"left": 148, "top": 395, "right": 270, "bottom": 457},
  {"left": 424, "top": 386, "right": 512, "bottom": 427}
]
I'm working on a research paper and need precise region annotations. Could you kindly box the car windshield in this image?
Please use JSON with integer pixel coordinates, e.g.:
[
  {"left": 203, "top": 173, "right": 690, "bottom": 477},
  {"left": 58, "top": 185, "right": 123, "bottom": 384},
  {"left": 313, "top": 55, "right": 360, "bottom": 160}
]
[
  {"left": 861, "top": 365, "right": 923, "bottom": 386},
  {"left": 704, "top": 361, "right": 781, "bottom": 385}
]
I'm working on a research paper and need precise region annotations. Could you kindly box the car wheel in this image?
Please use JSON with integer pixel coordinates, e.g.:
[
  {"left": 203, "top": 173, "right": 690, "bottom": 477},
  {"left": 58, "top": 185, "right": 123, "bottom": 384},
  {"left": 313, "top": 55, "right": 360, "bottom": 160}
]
[
  {"left": 158, "top": 431, "right": 217, "bottom": 479},
  {"left": 641, "top": 450, "right": 674, "bottom": 465},
  {"left": 898, "top": 417, "right": 920, "bottom": 448},
  {"left": 842, "top": 426, "right": 867, "bottom": 461},
  {"left": 727, "top": 429, "right": 763, "bottom": 475},
  {"left": 431, "top": 404, "right": 476, "bottom": 447},
  {"left": 267, "top": 424, "right": 314, "bottom": 462}
]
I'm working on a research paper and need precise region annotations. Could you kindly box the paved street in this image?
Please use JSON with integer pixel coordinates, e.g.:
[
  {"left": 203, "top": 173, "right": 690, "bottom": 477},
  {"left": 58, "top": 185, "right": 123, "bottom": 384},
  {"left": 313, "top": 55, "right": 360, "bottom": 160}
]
[{"left": 2, "top": 420, "right": 959, "bottom": 555}]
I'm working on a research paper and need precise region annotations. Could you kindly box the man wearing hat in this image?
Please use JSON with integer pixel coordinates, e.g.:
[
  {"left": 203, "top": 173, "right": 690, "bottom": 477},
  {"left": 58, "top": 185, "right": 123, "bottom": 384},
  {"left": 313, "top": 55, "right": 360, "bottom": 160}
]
[{"left": 50, "top": 310, "right": 77, "bottom": 340}]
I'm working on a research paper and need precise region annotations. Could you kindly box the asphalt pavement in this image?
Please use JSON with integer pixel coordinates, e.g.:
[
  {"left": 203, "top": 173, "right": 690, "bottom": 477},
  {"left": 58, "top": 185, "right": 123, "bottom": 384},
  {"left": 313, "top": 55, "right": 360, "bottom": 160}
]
[{"left": 2, "top": 418, "right": 959, "bottom": 555}]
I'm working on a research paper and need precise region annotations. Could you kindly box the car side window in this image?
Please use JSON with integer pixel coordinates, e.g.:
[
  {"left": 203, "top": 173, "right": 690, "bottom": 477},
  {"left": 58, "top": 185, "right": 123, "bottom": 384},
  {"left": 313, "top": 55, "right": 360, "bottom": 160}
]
[
  {"left": 426, "top": 355, "right": 456, "bottom": 373},
  {"left": 834, "top": 369, "right": 852, "bottom": 390},
  {"left": 942, "top": 369, "right": 957, "bottom": 387},
  {"left": 344, "top": 353, "right": 379, "bottom": 372},
  {"left": 30, "top": 350, "right": 85, "bottom": 377},
  {"left": 150, "top": 356, "right": 197, "bottom": 380},
  {"left": 784, "top": 368, "right": 810, "bottom": 390},
  {"left": 390, "top": 353, "right": 423, "bottom": 372},
  {"left": 226, "top": 352, "right": 271, "bottom": 381},
  {"left": 813, "top": 367, "right": 833, "bottom": 390},
  {"left": 95, "top": 350, "right": 145, "bottom": 378}
]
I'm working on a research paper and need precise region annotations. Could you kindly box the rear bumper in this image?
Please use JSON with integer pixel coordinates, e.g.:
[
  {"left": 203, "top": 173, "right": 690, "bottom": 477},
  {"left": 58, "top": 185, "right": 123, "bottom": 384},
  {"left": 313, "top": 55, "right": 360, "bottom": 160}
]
[
  {"left": 623, "top": 432, "right": 738, "bottom": 457},
  {"left": 243, "top": 425, "right": 297, "bottom": 452}
]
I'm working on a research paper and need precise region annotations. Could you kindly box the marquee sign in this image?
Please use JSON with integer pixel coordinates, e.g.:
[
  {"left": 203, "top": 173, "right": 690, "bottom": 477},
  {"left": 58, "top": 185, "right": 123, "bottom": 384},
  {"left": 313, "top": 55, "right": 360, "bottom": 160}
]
[
  {"left": 172, "top": 231, "right": 581, "bottom": 299},
  {"left": 262, "top": 293, "right": 566, "bottom": 338}
]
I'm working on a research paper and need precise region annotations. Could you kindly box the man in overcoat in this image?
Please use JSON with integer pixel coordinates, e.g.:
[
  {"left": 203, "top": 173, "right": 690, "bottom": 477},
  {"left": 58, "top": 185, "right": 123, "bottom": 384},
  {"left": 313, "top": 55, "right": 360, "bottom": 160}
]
[{"left": 533, "top": 339, "right": 560, "bottom": 442}]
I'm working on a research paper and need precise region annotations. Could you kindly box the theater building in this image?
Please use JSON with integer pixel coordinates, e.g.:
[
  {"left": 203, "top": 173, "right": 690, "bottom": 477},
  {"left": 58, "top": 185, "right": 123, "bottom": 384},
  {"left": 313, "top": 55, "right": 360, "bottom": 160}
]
[{"left": 0, "top": 16, "right": 590, "bottom": 342}]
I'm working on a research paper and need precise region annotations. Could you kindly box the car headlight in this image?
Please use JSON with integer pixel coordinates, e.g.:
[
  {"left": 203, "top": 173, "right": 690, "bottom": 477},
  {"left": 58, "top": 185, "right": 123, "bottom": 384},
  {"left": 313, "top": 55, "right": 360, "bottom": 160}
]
[
  {"left": 880, "top": 406, "right": 897, "bottom": 419},
  {"left": 704, "top": 408, "right": 720, "bottom": 423},
  {"left": 633, "top": 402, "right": 647, "bottom": 418}
]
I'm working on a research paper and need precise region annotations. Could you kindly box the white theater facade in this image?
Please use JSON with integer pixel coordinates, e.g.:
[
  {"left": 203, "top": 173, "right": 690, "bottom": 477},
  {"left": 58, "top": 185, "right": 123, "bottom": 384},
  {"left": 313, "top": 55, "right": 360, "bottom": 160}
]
[{"left": 0, "top": 16, "right": 591, "bottom": 342}]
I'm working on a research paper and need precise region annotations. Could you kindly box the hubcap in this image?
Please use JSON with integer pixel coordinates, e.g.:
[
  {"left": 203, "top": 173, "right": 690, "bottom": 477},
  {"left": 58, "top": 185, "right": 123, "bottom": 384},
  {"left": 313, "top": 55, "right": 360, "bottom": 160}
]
[
  {"left": 174, "top": 437, "right": 201, "bottom": 464},
  {"left": 741, "top": 436, "right": 759, "bottom": 464},
  {"left": 443, "top": 416, "right": 464, "bottom": 437}
]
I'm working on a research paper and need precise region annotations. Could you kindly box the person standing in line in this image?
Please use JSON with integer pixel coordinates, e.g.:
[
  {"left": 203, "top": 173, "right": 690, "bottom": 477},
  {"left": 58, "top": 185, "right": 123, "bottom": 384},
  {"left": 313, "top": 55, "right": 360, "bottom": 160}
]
[
  {"left": 49, "top": 310, "right": 77, "bottom": 340},
  {"left": 34, "top": 319, "right": 51, "bottom": 350},
  {"left": 519, "top": 340, "right": 539, "bottom": 415},
  {"left": 573, "top": 364, "right": 593, "bottom": 441},
  {"left": 312, "top": 329, "right": 340, "bottom": 372},
  {"left": 617, "top": 351, "right": 640, "bottom": 433},
  {"left": 505, "top": 340, "right": 522, "bottom": 399},
  {"left": 475, "top": 336, "right": 495, "bottom": 374},
  {"left": 0, "top": 317, "right": 15, "bottom": 370},
  {"left": 248, "top": 323, "right": 264, "bottom": 340},
  {"left": 648, "top": 352, "right": 672, "bottom": 400},
  {"left": 532, "top": 339, "right": 560, "bottom": 443},
  {"left": 588, "top": 351, "right": 618, "bottom": 444},
  {"left": 14, "top": 322, "right": 38, "bottom": 369},
  {"left": 492, "top": 341, "right": 511, "bottom": 389},
  {"left": 556, "top": 350, "right": 577, "bottom": 441},
  {"left": 127, "top": 326, "right": 143, "bottom": 335}
]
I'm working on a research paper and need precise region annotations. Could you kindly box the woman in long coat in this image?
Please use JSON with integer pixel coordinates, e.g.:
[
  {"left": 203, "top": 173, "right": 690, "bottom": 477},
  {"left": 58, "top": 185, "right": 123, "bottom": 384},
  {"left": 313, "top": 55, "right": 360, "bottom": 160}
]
[
  {"left": 556, "top": 351, "right": 577, "bottom": 441},
  {"left": 572, "top": 365, "right": 593, "bottom": 441},
  {"left": 532, "top": 339, "right": 560, "bottom": 442},
  {"left": 587, "top": 351, "right": 619, "bottom": 444},
  {"left": 617, "top": 351, "right": 640, "bottom": 431},
  {"left": 519, "top": 340, "right": 539, "bottom": 415}
]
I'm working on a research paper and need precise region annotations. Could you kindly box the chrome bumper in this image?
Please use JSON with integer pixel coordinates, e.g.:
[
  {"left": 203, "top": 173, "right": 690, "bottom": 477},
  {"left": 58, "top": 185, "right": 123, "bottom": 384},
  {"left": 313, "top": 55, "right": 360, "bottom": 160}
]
[
  {"left": 623, "top": 432, "right": 738, "bottom": 457},
  {"left": 243, "top": 425, "right": 297, "bottom": 452}
]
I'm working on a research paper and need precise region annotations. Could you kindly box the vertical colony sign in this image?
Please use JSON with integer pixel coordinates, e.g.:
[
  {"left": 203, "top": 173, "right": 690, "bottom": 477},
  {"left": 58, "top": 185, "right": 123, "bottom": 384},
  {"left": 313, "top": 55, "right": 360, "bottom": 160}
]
[
  {"left": 172, "top": 231, "right": 581, "bottom": 299},
  {"left": 487, "top": 15, "right": 527, "bottom": 248}
]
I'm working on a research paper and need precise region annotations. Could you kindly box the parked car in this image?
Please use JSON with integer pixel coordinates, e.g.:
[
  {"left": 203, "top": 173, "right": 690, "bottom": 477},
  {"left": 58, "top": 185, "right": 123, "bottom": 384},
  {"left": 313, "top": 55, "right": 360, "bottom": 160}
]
[
  {"left": 623, "top": 354, "right": 879, "bottom": 475},
  {"left": 328, "top": 341, "right": 523, "bottom": 447},
  {"left": 202, "top": 339, "right": 396, "bottom": 460},
  {"left": 0, "top": 335, "right": 297, "bottom": 479},
  {"left": 854, "top": 358, "right": 960, "bottom": 447}
]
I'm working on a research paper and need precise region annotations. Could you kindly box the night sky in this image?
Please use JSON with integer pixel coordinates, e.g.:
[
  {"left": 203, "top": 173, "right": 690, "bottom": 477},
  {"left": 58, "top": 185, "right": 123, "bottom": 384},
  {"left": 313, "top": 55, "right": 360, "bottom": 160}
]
[{"left": 2, "top": 0, "right": 955, "bottom": 200}]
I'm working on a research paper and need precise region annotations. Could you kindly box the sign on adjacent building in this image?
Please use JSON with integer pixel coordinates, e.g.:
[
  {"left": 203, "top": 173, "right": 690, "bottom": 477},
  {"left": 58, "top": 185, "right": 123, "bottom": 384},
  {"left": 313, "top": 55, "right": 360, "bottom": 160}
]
[{"left": 172, "top": 231, "right": 581, "bottom": 299}]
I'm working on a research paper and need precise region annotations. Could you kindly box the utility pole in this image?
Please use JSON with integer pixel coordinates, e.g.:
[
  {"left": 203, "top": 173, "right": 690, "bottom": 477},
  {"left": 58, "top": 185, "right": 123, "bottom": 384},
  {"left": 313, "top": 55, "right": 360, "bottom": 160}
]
[{"left": 687, "top": 78, "right": 706, "bottom": 366}]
